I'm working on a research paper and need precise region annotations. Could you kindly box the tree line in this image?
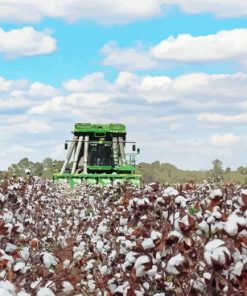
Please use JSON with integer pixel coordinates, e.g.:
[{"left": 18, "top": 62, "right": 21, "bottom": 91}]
[{"left": 1, "top": 157, "right": 247, "bottom": 184}]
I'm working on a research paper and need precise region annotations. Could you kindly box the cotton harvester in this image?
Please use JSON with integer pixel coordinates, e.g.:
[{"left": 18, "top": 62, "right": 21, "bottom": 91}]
[{"left": 53, "top": 123, "right": 141, "bottom": 187}]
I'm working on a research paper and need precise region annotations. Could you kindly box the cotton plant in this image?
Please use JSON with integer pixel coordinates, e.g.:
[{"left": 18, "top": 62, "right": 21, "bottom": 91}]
[{"left": 0, "top": 177, "right": 246, "bottom": 294}]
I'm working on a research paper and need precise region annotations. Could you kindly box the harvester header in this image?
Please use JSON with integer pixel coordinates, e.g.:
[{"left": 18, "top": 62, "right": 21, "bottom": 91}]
[
  {"left": 74, "top": 123, "right": 126, "bottom": 134},
  {"left": 53, "top": 123, "right": 141, "bottom": 187}
]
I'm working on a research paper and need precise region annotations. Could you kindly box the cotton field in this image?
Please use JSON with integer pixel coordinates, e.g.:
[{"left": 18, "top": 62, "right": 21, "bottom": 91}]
[{"left": 0, "top": 177, "right": 246, "bottom": 295}]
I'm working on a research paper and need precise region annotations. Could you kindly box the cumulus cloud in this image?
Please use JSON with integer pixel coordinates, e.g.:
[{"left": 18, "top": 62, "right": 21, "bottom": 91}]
[
  {"left": 63, "top": 72, "right": 113, "bottom": 92},
  {"left": 165, "top": 0, "right": 247, "bottom": 18},
  {"left": 0, "top": 27, "right": 56, "bottom": 59},
  {"left": 101, "top": 43, "right": 157, "bottom": 71},
  {"left": 151, "top": 29, "right": 247, "bottom": 63},
  {"left": 197, "top": 113, "right": 247, "bottom": 124},
  {"left": 0, "top": 77, "right": 60, "bottom": 113},
  {"left": 0, "top": 1, "right": 246, "bottom": 24},
  {"left": 209, "top": 133, "right": 238, "bottom": 146},
  {"left": 29, "top": 71, "right": 247, "bottom": 113},
  {"left": 0, "top": 0, "right": 163, "bottom": 24},
  {"left": 0, "top": 119, "right": 52, "bottom": 135},
  {"left": 1, "top": 71, "right": 247, "bottom": 169},
  {"left": 102, "top": 29, "right": 247, "bottom": 70}
]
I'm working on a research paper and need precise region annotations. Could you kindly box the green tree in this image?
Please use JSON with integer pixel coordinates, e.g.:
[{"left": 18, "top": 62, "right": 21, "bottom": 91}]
[
  {"left": 8, "top": 158, "right": 34, "bottom": 177},
  {"left": 225, "top": 167, "right": 231, "bottom": 174},
  {"left": 42, "top": 158, "right": 53, "bottom": 171},
  {"left": 212, "top": 159, "right": 223, "bottom": 177}
]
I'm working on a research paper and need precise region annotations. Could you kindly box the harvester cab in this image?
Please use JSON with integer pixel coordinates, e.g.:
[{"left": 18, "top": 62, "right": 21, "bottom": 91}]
[{"left": 53, "top": 123, "right": 141, "bottom": 187}]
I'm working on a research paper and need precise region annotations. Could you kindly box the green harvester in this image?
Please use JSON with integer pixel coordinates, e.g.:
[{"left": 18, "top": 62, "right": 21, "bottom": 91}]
[{"left": 53, "top": 123, "right": 141, "bottom": 187}]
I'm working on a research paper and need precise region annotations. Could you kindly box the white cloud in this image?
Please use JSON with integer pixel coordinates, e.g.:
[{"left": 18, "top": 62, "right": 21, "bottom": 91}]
[
  {"left": 102, "top": 29, "right": 247, "bottom": 70},
  {"left": 101, "top": 43, "right": 157, "bottom": 71},
  {"left": 0, "top": 77, "right": 61, "bottom": 113},
  {"left": 165, "top": 0, "right": 247, "bottom": 18},
  {"left": 0, "top": 119, "right": 52, "bottom": 135},
  {"left": 1, "top": 71, "right": 247, "bottom": 170},
  {"left": 0, "top": 0, "right": 163, "bottom": 24},
  {"left": 197, "top": 113, "right": 247, "bottom": 124},
  {"left": 0, "top": 145, "right": 35, "bottom": 157},
  {"left": 209, "top": 133, "right": 238, "bottom": 146},
  {"left": 63, "top": 72, "right": 112, "bottom": 92},
  {"left": 28, "top": 82, "right": 60, "bottom": 98},
  {"left": 151, "top": 29, "right": 247, "bottom": 63},
  {"left": 0, "top": 27, "right": 56, "bottom": 58},
  {"left": 29, "top": 71, "right": 247, "bottom": 112},
  {"left": 29, "top": 92, "right": 111, "bottom": 115},
  {"left": 0, "top": 0, "right": 246, "bottom": 24}
]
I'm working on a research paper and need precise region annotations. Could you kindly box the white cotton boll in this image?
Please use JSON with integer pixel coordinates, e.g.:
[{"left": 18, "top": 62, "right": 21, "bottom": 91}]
[
  {"left": 205, "top": 239, "right": 225, "bottom": 251},
  {"left": 137, "top": 198, "right": 150, "bottom": 207},
  {"left": 141, "top": 238, "right": 155, "bottom": 250},
  {"left": 57, "top": 236, "right": 68, "bottom": 248},
  {"left": 146, "top": 265, "right": 158, "bottom": 276},
  {"left": 17, "top": 291, "right": 31, "bottom": 296},
  {"left": 5, "top": 243, "right": 17, "bottom": 253},
  {"left": 0, "top": 271, "right": 6, "bottom": 279},
  {"left": 168, "top": 230, "right": 183, "bottom": 242},
  {"left": 108, "top": 250, "right": 117, "bottom": 261},
  {"left": 157, "top": 272, "right": 164, "bottom": 280},
  {"left": 86, "top": 227, "right": 94, "bottom": 236},
  {"left": 42, "top": 252, "right": 58, "bottom": 268},
  {"left": 14, "top": 262, "right": 26, "bottom": 272},
  {"left": 240, "top": 189, "right": 247, "bottom": 195},
  {"left": 203, "top": 272, "right": 211, "bottom": 280},
  {"left": 62, "top": 282, "right": 74, "bottom": 294},
  {"left": 134, "top": 290, "right": 145, "bottom": 296},
  {"left": 73, "top": 251, "right": 84, "bottom": 260},
  {"left": 197, "top": 220, "right": 209, "bottom": 233},
  {"left": 134, "top": 256, "right": 150, "bottom": 277},
  {"left": 168, "top": 212, "right": 180, "bottom": 230},
  {"left": 175, "top": 196, "right": 187, "bottom": 208},
  {"left": 97, "top": 224, "right": 108, "bottom": 235},
  {"left": 143, "top": 282, "right": 150, "bottom": 290},
  {"left": 224, "top": 214, "right": 246, "bottom": 236},
  {"left": 206, "top": 215, "right": 215, "bottom": 224},
  {"left": 151, "top": 231, "right": 162, "bottom": 241},
  {"left": 0, "top": 288, "right": 13, "bottom": 296},
  {"left": 99, "top": 265, "right": 108, "bottom": 275},
  {"left": 31, "top": 279, "right": 42, "bottom": 289},
  {"left": 0, "top": 193, "right": 5, "bottom": 203},
  {"left": 88, "top": 280, "right": 96, "bottom": 293},
  {"left": 37, "top": 287, "right": 55, "bottom": 296},
  {"left": 15, "top": 222, "right": 24, "bottom": 233},
  {"left": 74, "top": 241, "right": 86, "bottom": 252},
  {"left": 96, "top": 241, "right": 104, "bottom": 252},
  {"left": 120, "top": 218, "right": 128, "bottom": 226},
  {"left": 3, "top": 212, "right": 13, "bottom": 223},
  {"left": 209, "top": 189, "right": 222, "bottom": 199},
  {"left": 0, "top": 281, "right": 16, "bottom": 295},
  {"left": 232, "top": 261, "right": 244, "bottom": 277},
  {"left": 85, "top": 261, "right": 94, "bottom": 271},
  {"left": 204, "top": 239, "right": 230, "bottom": 266},
  {"left": 126, "top": 252, "right": 138, "bottom": 264},
  {"left": 163, "top": 187, "right": 178, "bottom": 196},
  {"left": 167, "top": 254, "right": 185, "bottom": 275}
]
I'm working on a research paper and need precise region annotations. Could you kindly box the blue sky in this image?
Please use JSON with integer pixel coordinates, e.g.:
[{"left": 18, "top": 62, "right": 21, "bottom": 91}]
[{"left": 1, "top": 1, "right": 247, "bottom": 170}]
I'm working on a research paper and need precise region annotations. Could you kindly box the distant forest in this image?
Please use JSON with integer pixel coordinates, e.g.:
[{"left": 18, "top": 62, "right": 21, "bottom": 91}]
[{"left": 1, "top": 157, "right": 247, "bottom": 184}]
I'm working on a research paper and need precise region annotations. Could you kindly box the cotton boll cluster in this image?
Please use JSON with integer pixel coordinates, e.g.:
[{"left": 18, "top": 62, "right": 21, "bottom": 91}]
[{"left": 0, "top": 177, "right": 246, "bottom": 294}]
